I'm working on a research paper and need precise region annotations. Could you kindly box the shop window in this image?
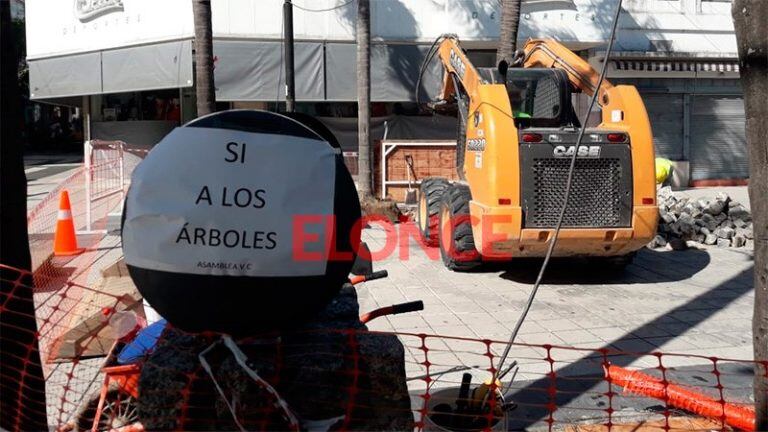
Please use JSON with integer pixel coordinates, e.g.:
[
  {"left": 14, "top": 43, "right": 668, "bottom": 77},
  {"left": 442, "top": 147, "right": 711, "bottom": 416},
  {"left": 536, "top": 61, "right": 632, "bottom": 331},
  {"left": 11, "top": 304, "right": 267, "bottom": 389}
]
[{"left": 97, "top": 89, "right": 181, "bottom": 123}]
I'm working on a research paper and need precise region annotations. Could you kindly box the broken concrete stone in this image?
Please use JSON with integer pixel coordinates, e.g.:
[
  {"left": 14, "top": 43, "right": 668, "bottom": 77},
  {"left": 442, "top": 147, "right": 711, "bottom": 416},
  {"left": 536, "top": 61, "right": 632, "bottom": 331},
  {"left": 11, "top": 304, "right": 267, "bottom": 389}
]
[
  {"left": 744, "top": 224, "right": 754, "bottom": 239},
  {"left": 669, "top": 238, "right": 688, "bottom": 251},
  {"left": 673, "top": 199, "right": 690, "bottom": 214},
  {"left": 677, "top": 213, "right": 696, "bottom": 234},
  {"left": 648, "top": 234, "right": 667, "bottom": 249},
  {"left": 661, "top": 212, "right": 677, "bottom": 224},
  {"left": 715, "top": 192, "right": 730, "bottom": 203},
  {"left": 705, "top": 200, "right": 726, "bottom": 216},
  {"left": 714, "top": 226, "right": 735, "bottom": 239},
  {"left": 716, "top": 238, "right": 731, "bottom": 248},
  {"left": 728, "top": 205, "right": 750, "bottom": 221},
  {"left": 719, "top": 219, "right": 736, "bottom": 229},
  {"left": 657, "top": 186, "right": 673, "bottom": 199},
  {"left": 682, "top": 203, "right": 700, "bottom": 217},
  {"left": 656, "top": 190, "right": 751, "bottom": 249}
]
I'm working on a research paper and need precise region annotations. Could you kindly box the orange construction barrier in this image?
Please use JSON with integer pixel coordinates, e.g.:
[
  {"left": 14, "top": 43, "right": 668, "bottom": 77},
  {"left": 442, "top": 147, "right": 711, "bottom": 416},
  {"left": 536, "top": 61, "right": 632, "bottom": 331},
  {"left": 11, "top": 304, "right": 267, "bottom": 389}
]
[
  {"left": 53, "top": 190, "right": 83, "bottom": 256},
  {"left": 605, "top": 364, "right": 755, "bottom": 431}
]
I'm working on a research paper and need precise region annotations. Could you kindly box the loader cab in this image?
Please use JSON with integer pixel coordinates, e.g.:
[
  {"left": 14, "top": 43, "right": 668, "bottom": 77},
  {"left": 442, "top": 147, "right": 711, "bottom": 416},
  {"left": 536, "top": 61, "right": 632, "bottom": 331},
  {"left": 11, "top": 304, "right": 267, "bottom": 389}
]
[{"left": 504, "top": 68, "right": 578, "bottom": 129}]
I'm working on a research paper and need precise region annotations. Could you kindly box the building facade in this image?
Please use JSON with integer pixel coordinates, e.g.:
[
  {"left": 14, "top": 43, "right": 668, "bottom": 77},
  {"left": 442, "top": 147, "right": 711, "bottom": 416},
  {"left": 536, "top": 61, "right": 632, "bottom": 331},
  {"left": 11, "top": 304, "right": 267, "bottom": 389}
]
[{"left": 26, "top": 0, "right": 745, "bottom": 183}]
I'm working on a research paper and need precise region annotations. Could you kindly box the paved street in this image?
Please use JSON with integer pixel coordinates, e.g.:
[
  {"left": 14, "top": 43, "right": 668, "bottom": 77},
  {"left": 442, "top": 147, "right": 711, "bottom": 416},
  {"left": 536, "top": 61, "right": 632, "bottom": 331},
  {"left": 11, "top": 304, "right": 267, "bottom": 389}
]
[
  {"left": 25, "top": 153, "right": 82, "bottom": 209},
  {"left": 358, "top": 224, "right": 755, "bottom": 427},
  {"left": 360, "top": 223, "right": 754, "bottom": 366}
]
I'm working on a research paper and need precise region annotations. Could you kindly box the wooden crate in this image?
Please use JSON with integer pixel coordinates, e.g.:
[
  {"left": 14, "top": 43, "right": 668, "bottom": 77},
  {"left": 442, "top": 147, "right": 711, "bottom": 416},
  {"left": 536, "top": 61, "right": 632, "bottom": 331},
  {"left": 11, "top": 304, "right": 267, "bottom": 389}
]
[{"left": 373, "top": 140, "right": 459, "bottom": 202}]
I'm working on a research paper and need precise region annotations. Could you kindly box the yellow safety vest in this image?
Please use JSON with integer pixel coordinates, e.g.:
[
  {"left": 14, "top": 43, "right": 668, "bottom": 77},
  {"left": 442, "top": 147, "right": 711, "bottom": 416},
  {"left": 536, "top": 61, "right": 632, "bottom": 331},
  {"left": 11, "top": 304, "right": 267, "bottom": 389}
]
[{"left": 655, "top": 158, "right": 673, "bottom": 185}]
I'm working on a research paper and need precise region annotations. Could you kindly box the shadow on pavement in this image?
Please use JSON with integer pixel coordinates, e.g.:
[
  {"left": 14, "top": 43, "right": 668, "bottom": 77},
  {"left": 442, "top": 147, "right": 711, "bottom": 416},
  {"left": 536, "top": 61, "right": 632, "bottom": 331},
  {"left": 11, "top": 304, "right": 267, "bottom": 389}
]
[
  {"left": 496, "top": 248, "right": 711, "bottom": 285},
  {"left": 502, "top": 266, "right": 755, "bottom": 430}
]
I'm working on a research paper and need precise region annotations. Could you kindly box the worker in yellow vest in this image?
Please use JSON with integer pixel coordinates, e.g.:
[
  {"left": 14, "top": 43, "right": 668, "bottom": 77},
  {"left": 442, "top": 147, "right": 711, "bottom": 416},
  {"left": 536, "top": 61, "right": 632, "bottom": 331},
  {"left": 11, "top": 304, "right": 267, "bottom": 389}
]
[{"left": 655, "top": 157, "right": 673, "bottom": 186}]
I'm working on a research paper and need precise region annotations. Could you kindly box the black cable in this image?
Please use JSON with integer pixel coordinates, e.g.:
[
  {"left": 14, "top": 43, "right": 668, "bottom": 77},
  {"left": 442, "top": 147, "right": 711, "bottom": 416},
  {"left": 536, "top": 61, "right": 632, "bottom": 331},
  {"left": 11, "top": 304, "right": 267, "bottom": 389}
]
[
  {"left": 414, "top": 34, "right": 452, "bottom": 105},
  {"left": 292, "top": 0, "right": 354, "bottom": 12},
  {"left": 494, "top": 0, "right": 625, "bottom": 378}
]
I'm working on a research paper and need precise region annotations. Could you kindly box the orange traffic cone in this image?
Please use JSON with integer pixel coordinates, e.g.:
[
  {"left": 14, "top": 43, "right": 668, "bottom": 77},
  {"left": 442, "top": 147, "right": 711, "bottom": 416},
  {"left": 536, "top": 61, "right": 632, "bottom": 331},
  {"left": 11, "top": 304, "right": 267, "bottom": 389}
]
[{"left": 53, "top": 190, "right": 83, "bottom": 256}]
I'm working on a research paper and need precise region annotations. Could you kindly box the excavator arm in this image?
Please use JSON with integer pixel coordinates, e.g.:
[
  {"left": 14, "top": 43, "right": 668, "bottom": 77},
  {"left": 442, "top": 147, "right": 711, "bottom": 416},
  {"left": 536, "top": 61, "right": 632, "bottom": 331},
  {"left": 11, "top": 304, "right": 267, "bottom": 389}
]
[
  {"left": 435, "top": 36, "right": 614, "bottom": 108},
  {"left": 435, "top": 35, "right": 484, "bottom": 105},
  {"left": 522, "top": 38, "right": 613, "bottom": 105}
]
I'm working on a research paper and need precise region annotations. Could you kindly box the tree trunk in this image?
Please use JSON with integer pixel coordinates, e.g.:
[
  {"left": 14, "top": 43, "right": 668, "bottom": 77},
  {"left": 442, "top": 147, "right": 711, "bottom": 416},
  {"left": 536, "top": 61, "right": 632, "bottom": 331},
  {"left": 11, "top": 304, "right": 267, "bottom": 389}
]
[
  {"left": 497, "top": 0, "right": 522, "bottom": 66},
  {"left": 0, "top": 3, "right": 48, "bottom": 430},
  {"left": 356, "top": 0, "right": 372, "bottom": 199},
  {"left": 732, "top": 0, "right": 768, "bottom": 429},
  {"left": 192, "top": 0, "right": 216, "bottom": 116}
]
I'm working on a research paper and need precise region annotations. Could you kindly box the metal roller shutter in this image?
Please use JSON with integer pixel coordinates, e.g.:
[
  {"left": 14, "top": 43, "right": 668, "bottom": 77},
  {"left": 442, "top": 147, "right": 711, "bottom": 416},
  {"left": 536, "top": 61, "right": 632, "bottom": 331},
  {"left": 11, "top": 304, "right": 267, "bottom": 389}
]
[
  {"left": 642, "top": 94, "right": 684, "bottom": 160},
  {"left": 690, "top": 95, "right": 748, "bottom": 180}
]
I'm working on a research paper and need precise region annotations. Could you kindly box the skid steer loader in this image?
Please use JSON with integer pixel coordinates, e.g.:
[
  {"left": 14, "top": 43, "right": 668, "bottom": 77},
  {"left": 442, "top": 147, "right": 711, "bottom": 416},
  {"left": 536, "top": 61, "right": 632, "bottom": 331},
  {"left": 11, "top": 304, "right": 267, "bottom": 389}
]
[{"left": 416, "top": 36, "right": 658, "bottom": 271}]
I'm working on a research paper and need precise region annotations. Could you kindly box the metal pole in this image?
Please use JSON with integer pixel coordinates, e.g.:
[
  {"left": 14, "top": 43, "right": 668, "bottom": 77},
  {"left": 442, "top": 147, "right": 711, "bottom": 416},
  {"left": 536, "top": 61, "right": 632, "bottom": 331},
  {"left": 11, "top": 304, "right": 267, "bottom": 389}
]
[
  {"left": 83, "top": 95, "right": 93, "bottom": 232},
  {"left": 118, "top": 142, "right": 125, "bottom": 205},
  {"left": 84, "top": 140, "right": 92, "bottom": 232},
  {"left": 283, "top": 0, "right": 296, "bottom": 112}
]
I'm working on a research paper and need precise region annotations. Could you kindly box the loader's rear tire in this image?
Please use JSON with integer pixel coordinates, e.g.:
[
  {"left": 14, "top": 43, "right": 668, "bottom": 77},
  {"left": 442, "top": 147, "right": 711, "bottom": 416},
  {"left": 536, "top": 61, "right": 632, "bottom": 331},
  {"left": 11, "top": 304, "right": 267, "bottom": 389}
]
[
  {"left": 602, "top": 252, "right": 636, "bottom": 270},
  {"left": 438, "top": 184, "right": 481, "bottom": 271},
  {"left": 418, "top": 177, "right": 450, "bottom": 246}
]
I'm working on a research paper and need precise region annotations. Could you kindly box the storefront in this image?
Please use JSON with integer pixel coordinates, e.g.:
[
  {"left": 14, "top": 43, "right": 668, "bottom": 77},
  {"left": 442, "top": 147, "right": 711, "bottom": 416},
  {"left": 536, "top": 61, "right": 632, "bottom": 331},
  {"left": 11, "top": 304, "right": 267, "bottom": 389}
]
[{"left": 605, "top": 55, "right": 746, "bottom": 183}]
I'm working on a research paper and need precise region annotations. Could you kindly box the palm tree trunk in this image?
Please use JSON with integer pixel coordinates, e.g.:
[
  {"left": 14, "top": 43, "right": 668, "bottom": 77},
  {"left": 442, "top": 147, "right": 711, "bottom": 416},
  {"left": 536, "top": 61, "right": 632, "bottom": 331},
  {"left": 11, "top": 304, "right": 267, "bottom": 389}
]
[
  {"left": 356, "top": 0, "right": 372, "bottom": 199},
  {"left": 497, "top": 0, "right": 522, "bottom": 66},
  {"left": 193, "top": 0, "right": 216, "bottom": 116},
  {"left": 0, "top": 3, "right": 48, "bottom": 430},
  {"left": 732, "top": 1, "right": 768, "bottom": 428}
]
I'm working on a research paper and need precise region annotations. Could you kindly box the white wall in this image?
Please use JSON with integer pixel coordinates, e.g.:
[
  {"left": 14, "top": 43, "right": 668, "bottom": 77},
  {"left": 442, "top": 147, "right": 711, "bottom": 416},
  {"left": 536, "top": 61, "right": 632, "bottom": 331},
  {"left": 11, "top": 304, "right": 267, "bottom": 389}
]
[
  {"left": 25, "top": 0, "right": 193, "bottom": 59},
  {"left": 26, "top": 0, "right": 737, "bottom": 60},
  {"left": 212, "top": 0, "right": 736, "bottom": 53}
]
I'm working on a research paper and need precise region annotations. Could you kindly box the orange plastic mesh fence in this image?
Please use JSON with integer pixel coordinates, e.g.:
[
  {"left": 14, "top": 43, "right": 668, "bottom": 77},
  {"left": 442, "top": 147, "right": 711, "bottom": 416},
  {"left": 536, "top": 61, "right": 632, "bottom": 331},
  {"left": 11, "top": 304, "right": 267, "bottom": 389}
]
[{"left": 1, "top": 263, "right": 765, "bottom": 432}]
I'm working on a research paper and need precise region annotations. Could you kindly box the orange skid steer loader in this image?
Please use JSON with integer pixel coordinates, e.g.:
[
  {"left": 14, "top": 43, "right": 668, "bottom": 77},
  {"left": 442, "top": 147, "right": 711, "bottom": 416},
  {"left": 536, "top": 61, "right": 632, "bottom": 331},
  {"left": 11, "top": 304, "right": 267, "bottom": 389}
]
[{"left": 416, "top": 36, "right": 658, "bottom": 271}]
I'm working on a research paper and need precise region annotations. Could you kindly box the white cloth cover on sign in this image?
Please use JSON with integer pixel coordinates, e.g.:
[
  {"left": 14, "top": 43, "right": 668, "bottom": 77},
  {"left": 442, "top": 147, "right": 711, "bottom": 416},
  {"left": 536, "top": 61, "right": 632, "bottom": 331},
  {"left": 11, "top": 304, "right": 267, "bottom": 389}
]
[{"left": 123, "top": 127, "right": 336, "bottom": 278}]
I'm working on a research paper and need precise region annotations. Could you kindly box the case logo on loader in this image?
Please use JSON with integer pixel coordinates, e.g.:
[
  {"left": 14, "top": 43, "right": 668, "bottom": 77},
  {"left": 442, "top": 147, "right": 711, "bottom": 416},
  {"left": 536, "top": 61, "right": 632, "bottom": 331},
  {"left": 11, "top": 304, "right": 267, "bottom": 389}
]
[
  {"left": 450, "top": 50, "right": 466, "bottom": 79},
  {"left": 553, "top": 145, "right": 601, "bottom": 158}
]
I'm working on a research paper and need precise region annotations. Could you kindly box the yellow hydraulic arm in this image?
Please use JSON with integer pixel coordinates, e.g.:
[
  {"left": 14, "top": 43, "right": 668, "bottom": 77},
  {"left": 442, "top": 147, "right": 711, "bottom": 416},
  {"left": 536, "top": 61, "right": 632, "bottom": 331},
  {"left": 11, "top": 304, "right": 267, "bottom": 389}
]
[
  {"left": 434, "top": 36, "right": 615, "bottom": 108},
  {"left": 435, "top": 36, "right": 484, "bottom": 106},
  {"left": 522, "top": 39, "right": 614, "bottom": 104}
]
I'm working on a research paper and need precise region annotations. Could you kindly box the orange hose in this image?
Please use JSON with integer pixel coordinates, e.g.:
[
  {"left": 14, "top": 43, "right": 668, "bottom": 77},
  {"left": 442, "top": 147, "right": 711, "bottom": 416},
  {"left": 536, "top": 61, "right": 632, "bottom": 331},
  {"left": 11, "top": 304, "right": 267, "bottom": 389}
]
[{"left": 605, "top": 364, "right": 755, "bottom": 431}]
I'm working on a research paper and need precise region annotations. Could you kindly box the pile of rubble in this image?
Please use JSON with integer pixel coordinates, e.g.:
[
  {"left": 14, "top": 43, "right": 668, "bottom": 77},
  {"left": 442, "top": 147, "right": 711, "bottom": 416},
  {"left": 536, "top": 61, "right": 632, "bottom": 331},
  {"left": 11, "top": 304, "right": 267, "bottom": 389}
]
[{"left": 650, "top": 187, "right": 753, "bottom": 250}]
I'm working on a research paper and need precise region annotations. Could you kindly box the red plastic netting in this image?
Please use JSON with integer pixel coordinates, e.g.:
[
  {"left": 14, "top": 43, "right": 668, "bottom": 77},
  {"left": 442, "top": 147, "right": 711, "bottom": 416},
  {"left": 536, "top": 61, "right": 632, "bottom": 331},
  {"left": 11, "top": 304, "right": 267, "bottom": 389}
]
[{"left": 1, "top": 263, "right": 765, "bottom": 432}]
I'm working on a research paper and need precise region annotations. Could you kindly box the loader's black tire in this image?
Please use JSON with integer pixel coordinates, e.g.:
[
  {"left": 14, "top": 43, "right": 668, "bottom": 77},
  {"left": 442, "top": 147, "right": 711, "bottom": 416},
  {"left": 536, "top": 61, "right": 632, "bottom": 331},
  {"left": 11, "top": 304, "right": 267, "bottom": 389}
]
[
  {"left": 602, "top": 252, "right": 636, "bottom": 270},
  {"left": 418, "top": 177, "right": 450, "bottom": 246},
  {"left": 438, "top": 184, "right": 482, "bottom": 271}
]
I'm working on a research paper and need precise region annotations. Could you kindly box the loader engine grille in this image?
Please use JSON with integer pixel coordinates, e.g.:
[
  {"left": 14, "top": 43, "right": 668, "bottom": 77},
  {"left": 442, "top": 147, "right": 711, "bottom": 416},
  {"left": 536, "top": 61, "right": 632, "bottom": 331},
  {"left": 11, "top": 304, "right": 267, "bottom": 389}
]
[
  {"left": 520, "top": 144, "right": 633, "bottom": 229},
  {"left": 530, "top": 158, "right": 622, "bottom": 227}
]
